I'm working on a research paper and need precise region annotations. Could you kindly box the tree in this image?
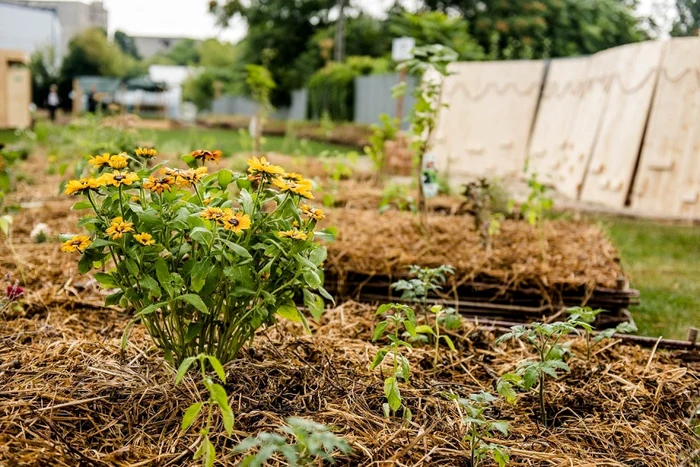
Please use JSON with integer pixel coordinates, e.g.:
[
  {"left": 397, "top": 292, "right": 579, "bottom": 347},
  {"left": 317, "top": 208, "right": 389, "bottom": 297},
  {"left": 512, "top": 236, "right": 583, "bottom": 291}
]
[
  {"left": 114, "top": 30, "right": 140, "bottom": 59},
  {"left": 389, "top": 11, "right": 484, "bottom": 60},
  {"left": 29, "top": 46, "right": 60, "bottom": 107},
  {"left": 671, "top": 0, "right": 700, "bottom": 36},
  {"left": 209, "top": 0, "right": 336, "bottom": 105},
  {"left": 421, "top": 0, "right": 646, "bottom": 59}
]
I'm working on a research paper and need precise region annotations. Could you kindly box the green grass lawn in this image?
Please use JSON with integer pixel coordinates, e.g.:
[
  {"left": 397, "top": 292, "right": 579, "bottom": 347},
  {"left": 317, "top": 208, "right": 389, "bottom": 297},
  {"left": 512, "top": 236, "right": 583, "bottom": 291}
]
[
  {"left": 0, "top": 129, "right": 19, "bottom": 145},
  {"left": 601, "top": 218, "right": 700, "bottom": 340},
  {"left": 139, "top": 128, "right": 353, "bottom": 157}
]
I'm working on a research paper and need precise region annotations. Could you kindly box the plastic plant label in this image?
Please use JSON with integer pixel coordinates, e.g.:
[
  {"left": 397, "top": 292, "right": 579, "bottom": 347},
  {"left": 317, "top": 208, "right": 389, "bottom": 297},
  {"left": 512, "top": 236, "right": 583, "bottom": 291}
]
[{"left": 421, "top": 153, "right": 439, "bottom": 199}]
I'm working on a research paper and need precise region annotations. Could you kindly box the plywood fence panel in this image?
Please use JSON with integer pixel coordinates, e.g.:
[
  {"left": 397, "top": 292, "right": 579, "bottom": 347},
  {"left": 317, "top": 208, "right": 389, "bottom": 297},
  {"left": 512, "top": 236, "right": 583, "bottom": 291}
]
[
  {"left": 431, "top": 60, "right": 545, "bottom": 180},
  {"left": 528, "top": 57, "right": 592, "bottom": 198},
  {"left": 579, "top": 41, "right": 666, "bottom": 208},
  {"left": 630, "top": 37, "right": 700, "bottom": 219}
]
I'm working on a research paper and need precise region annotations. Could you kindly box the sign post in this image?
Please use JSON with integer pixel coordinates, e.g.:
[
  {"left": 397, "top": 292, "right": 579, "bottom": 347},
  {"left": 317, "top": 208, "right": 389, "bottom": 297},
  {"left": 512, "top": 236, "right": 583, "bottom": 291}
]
[{"left": 391, "top": 37, "right": 415, "bottom": 125}]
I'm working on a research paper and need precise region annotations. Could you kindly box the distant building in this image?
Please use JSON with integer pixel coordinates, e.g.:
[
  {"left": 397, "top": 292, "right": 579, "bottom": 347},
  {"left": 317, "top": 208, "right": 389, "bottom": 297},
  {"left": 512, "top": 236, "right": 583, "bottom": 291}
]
[
  {"left": 0, "top": 2, "right": 63, "bottom": 58},
  {"left": 132, "top": 36, "right": 195, "bottom": 60},
  {"left": 0, "top": 0, "right": 107, "bottom": 52}
]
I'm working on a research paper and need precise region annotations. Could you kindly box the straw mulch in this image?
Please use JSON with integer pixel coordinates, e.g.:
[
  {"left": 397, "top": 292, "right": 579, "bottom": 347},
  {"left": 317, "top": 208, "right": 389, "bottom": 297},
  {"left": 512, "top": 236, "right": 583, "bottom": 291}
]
[
  {"left": 1, "top": 301, "right": 698, "bottom": 467},
  {"left": 321, "top": 208, "right": 624, "bottom": 291}
]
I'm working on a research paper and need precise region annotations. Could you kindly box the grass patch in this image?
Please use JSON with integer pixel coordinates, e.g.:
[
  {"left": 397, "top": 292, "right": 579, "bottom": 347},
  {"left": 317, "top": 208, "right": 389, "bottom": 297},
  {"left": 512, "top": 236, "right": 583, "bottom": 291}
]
[
  {"left": 0, "top": 129, "right": 19, "bottom": 145},
  {"left": 601, "top": 217, "right": 700, "bottom": 339},
  {"left": 138, "top": 128, "right": 355, "bottom": 157}
]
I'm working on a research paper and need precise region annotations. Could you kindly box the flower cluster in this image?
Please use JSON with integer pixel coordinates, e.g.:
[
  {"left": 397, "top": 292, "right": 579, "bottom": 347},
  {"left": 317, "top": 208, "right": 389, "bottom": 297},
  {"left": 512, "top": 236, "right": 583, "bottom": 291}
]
[{"left": 61, "top": 149, "right": 329, "bottom": 365}]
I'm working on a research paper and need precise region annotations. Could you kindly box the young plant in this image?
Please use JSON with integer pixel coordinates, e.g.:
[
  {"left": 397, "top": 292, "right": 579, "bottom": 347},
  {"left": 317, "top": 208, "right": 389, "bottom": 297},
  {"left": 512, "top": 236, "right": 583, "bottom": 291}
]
[
  {"left": 378, "top": 183, "right": 417, "bottom": 214},
  {"left": 364, "top": 113, "right": 399, "bottom": 183},
  {"left": 567, "top": 306, "right": 637, "bottom": 364},
  {"left": 516, "top": 172, "right": 553, "bottom": 258},
  {"left": 446, "top": 391, "right": 510, "bottom": 467},
  {"left": 176, "top": 354, "right": 234, "bottom": 467},
  {"left": 245, "top": 64, "right": 276, "bottom": 154},
  {"left": 370, "top": 303, "right": 420, "bottom": 420},
  {"left": 61, "top": 149, "right": 331, "bottom": 365},
  {"left": 462, "top": 178, "right": 507, "bottom": 250},
  {"left": 415, "top": 305, "right": 460, "bottom": 367},
  {"left": 496, "top": 319, "right": 585, "bottom": 426},
  {"left": 394, "top": 44, "right": 458, "bottom": 219},
  {"left": 392, "top": 264, "right": 455, "bottom": 310},
  {"left": 233, "top": 417, "right": 352, "bottom": 466}
]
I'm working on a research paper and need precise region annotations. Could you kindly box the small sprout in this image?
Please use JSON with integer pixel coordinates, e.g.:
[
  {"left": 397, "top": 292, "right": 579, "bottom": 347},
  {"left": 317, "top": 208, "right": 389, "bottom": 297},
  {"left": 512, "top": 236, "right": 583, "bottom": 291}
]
[
  {"left": 567, "top": 306, "right": 637, "bottom": 364},
  {"left": 370, "top": 303, "right": 425, "bottom": 420},
  {"left": 414, "top": 305, "right": 460, "bottom": 367},
  {"left": 446, "top": 391, "right": 510, "bottom": 467},
  {"left": 496, "top": 319, "right": 583, "bottom": 426},
  {"left": 176, "top": 354, "right": 234, "bottom": 467},
  {"left": 234, "top": 417, "right": 352, "bottom": 466},
  {"left": 391, "top": 264, "right": 454, "bottom": 308},
  {"left": 29, "top": 222, "right": 51, "bottom": 243}
]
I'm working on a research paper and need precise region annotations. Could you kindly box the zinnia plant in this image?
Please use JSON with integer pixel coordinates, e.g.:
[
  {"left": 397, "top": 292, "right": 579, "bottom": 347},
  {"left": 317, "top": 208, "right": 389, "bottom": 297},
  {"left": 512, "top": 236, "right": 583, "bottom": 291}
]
[{"left": 61, "top": 149, "right": 331, "bottom": 365}]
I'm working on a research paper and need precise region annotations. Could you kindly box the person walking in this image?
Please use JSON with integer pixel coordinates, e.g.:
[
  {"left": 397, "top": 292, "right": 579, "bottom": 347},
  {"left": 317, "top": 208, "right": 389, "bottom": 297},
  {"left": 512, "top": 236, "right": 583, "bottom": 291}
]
[{"left": 46, "top": 84, "right": 60, "bottom": 122}]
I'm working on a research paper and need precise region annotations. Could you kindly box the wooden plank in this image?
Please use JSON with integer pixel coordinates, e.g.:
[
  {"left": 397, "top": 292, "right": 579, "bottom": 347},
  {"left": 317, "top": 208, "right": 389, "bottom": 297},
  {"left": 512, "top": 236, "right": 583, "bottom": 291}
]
[
  {"left": 528, "top": 57, "right": 593, "bottom": 198},
  {"left": 580, "top": 41, "right": 666, "bottom": 207},
  {"left": 431, "top": 60, "right": 546, "bottom": 181},
  {"left": 630, "top": 37, "right": 700, "bottom": 219}
]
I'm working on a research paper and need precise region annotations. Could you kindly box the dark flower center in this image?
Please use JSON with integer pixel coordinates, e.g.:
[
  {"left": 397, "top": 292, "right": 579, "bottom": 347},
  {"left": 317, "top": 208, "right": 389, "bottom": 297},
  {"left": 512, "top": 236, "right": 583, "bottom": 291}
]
[
  {"left": 114, "top": 175, "right": 125, "bottom": 181},
  {"left": 229, "top": 218, "right": 239, "bottom": 227}
]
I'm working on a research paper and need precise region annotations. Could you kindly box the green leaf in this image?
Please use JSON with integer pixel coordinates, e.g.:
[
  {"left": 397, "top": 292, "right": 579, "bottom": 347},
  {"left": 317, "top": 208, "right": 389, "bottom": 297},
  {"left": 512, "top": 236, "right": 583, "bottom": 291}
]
[
  {"left": 490, "top": 421, "right": 509, "bottom": 436},
  {"left": 239, "top": 188, "right": 254, "bottom": 213},
  {"left": 229, "top": 241, "right": 252, "bottom": 259},
  {"left": 414, "top": 325, "right": 435, "bottom": 336},
  {"left": 493, "top": 445, "right": 510, "bottom": 467},
  {"left": 400, "top": 355, "right": 410, "bottom": 381},
  {"left": 181, "top": 402, "right": 204, "bottom": 432},
  {"left": 190, "top": 226, "right": 213, "bottom": 245},
  {"left": 441, "top": 335, "right": 457, "bottom": 352},
  {"left": 123, "top": 258, "right": 140, "bottom": 278},
  {"left": 370, "top": 349, "right": 388, "bottom": 369},
  {"left": 134, "top": 300, "right": 168, "bottom": 317},
  {"left": 105, "top": 290, "right": 123, "bottom": 306},
  {"left": 71, "top": 201, "right": 93, "bottom": 210},
  {"left": 175, "top": 294, "right": 209, "bottom": 314},
  {"left": 175, "top": 356, "right": 197, "bottom": 384},
  {"left": 303, "top": 270, "right": 322, "bottom": 289},
  {"left": 210, "top": 383, "right": 234, "bottom": 435},
  {"left": 303, "top": 290, "right": 324, "bottom": 321},
  {"left": 372, "top": 321, "right": 388, "bottom": 341},
  {"left": 218, "top": 169, "right": 234, "bottom": 189},
  {"left": 206, "top": 356, "right": 226, "bottom": 383},
  {"left": 94, "top": 272, "right": 119, "bottom": 289},
  {"left": 522, "top": 364, "right": 540, "bottom": 388},
  {"left": 277, "top": 302, "right": 302, "bottom": 323},
  {"left": 308, "top": 247, "right": 327, "bottom": 266},
  {"left": 384, "top": 377, "right": 401, "bottom": 412}
]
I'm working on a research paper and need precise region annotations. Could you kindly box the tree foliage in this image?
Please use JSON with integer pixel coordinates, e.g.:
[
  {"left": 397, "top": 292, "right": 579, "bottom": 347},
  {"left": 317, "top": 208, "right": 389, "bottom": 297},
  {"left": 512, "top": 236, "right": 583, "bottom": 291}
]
[
  {"left": 114, "top": 30, "right": 140, "bottom": 59},
  {"left": 671, "top": 0, "right": 700, "bottom": 36},
  {"left": 421, "top": 0, "right": 646, "bottom": 59}
]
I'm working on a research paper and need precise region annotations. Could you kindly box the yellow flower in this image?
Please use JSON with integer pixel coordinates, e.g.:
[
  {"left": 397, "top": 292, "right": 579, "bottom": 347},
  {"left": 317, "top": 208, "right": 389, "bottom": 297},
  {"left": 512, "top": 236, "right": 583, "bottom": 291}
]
[
  {"left": 200, "top": 207, "right": 227, "bottom": 223},
  {"left": 99, "top": 171, "right": 139, "bottom": 188},
  {"left": 64, "top": 177, "right": 102, "bottom": 195},
  {"left": 246, "top": 156, "right": 284, "bottom": 176},
  {"left": 88, "top": 153, "right": 111, "bottom": 168},
  {"left": 105, "top": 216, "right": 134, "bottom": 240},
  {"left": 143, "top": 174, "right": 175, "bottom": 194},
  {"left": 272, "top": 177, "right": 314, "bottom": 199},
  {"left": 108, "top": 153, "right": 128, "bottom": 169},
  {"left": 278, "top": 229, "right": 308, "bottom": 241},
  {"left": 300, "top": 204, "right": 325, "bottom": 221},
  {"left": 191, "top": 149, "right": 222, "bottom": 163},
  {"left": 163, "top": 167, "right": 208, "bottom": 187},
  {"left": 134, "top": 232, "right": 156, "bottom": 246},
  {"left": 281, "top": 172, "right": 303, "bottom": 182},
  {"left": 221, "top": 209, "right": 251, "bottom": 234},
  {"left": 135, "top": 147, "right": 157, "bottom": 158},
  {"left": 61, "top": 235, "right": 91, "bottom": 253}
]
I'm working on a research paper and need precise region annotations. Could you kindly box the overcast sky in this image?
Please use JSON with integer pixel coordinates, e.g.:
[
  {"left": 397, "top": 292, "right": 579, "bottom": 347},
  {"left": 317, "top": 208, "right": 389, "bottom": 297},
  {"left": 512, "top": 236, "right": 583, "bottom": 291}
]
[{"left": 98, "top": 0, "right": 668, "bottom": 42}]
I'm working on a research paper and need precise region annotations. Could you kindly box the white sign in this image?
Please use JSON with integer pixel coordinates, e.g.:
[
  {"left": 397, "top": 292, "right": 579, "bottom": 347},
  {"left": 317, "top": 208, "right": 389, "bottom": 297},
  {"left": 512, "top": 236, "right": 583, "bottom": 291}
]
[
  {"left": 392, "top": 37, "right": 416, "bottom": 62},
  {"left": 421, "top": 153, "right": 439, "bottom": 199}
]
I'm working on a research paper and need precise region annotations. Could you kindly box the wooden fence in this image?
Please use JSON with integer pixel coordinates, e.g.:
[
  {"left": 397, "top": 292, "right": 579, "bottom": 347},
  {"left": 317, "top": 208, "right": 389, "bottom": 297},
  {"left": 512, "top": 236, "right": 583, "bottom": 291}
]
[{"left": 433, "top": 37, "right": 700, "bottom": 220}]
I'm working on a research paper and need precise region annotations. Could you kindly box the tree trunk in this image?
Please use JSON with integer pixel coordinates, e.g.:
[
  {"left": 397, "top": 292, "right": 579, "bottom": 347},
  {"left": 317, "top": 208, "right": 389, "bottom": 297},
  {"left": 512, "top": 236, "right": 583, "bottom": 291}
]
[{"left": 334, "top": 0, "right": 348, "bottom": 63}]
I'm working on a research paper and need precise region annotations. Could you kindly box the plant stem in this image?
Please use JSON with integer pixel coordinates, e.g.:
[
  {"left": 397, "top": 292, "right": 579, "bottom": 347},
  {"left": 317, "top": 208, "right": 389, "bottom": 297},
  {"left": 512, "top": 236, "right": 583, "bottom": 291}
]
[{"left": 539, "top": 374, "right": 547, "bottom": 427}]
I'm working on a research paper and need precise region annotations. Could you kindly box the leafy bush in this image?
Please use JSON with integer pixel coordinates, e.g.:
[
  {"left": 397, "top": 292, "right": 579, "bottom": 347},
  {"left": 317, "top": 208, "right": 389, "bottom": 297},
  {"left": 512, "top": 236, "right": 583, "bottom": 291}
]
[
  {"left": 308, "top": 56, "right": 389, "bottom": 122},
  {"left": 61, "top": 150, "right": 331, "bottom": 365}
]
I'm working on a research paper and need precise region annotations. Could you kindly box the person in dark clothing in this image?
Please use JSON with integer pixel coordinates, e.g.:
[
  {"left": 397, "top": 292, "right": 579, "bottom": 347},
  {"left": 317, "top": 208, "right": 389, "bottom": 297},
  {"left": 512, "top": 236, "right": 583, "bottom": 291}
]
[
  {"left": 87, "top": 85, "right": 98, "bottom": 113},
  {"left": 46, "top": 84, "right": 60, "bottom": 121}
]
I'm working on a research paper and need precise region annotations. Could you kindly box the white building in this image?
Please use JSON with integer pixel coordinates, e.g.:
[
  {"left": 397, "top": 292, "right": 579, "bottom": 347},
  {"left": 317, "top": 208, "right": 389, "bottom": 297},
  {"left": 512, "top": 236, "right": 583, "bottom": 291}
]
[
  {"left": 148, "top": 65, "right": 195, "bottom": 119},
  {"left": 0, "top": 2, "right": 63, "bottom": 58},
  {"left": 1, "top": 0, "right": 107, "bottom": 53}
]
